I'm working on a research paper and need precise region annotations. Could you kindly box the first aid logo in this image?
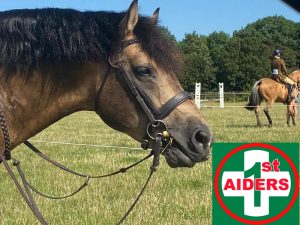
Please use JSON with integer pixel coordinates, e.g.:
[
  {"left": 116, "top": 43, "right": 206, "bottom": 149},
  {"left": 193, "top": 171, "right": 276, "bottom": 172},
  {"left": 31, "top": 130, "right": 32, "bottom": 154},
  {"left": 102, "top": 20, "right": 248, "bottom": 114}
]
[{"left": 212, "top": 143, "right": 299, "bottom": 225}]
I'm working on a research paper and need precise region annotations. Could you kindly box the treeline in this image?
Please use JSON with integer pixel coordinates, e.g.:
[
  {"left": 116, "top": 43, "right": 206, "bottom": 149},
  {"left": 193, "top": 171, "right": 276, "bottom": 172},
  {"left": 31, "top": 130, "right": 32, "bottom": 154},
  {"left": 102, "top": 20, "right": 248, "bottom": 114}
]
[{"left": 172, "top": 16, "right": 300, "bottom": 92}]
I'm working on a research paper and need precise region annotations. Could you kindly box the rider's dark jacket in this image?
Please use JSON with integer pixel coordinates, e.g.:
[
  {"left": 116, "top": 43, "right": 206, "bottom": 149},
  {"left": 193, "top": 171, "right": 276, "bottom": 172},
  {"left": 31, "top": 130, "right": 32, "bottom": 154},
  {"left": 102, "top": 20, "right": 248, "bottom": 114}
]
[{"left": 271, "top": 57, "right": 287, "bottom": 80}]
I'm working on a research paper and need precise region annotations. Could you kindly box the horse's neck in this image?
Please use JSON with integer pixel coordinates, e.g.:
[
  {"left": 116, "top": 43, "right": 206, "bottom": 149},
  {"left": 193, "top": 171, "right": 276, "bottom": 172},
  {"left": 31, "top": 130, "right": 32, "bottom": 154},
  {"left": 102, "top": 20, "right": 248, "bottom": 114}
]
[
  {"left": 289, "top": 70, "right": 300, "bottom": 82},
  {"left": 0, "top": 62, "right": 104, "bottom": 150}
]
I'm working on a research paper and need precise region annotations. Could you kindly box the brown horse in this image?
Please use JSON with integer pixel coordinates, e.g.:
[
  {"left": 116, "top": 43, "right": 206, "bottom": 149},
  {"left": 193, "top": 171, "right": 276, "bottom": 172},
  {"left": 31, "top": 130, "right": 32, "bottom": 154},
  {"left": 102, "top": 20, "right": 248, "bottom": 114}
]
[
  {"left": 0, "top": 1, "right": 212, "bottom": 169},
  {"left": 245, "top": 70, "right": 300, "bottom": 127}
]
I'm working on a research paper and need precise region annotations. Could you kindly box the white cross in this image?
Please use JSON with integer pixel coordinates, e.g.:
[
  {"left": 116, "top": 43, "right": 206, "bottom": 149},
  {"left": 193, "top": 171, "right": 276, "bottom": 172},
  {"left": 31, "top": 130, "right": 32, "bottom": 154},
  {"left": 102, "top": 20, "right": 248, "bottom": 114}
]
[{"left": 221, "top": 150, "right": 291, "bottom": 216}]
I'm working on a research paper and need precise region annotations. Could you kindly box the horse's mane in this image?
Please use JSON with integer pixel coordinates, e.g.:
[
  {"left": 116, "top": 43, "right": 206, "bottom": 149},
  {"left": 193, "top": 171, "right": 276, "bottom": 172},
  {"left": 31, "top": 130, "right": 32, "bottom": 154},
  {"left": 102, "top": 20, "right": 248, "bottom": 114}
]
[
  {"left": 291, "top": 70, "right": 300, "bottom": 73},
  {"left": 0, "top": 8, "right": 183, "bottom": 78}
]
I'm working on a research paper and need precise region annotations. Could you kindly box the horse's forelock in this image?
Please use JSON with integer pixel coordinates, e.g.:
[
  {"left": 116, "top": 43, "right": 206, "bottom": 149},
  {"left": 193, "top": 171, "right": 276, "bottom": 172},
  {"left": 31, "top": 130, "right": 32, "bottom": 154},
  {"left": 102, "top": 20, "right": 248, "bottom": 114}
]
[{"left": 134, "top": 17, "right": 184, "bottom": 78}]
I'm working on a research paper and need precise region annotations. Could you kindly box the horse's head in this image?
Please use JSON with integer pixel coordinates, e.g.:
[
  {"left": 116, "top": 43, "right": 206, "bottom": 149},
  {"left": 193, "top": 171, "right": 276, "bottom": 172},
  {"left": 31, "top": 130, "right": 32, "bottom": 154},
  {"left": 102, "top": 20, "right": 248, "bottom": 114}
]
[{"left": 95, "top": 0, "right": 213, "bottom": 168}]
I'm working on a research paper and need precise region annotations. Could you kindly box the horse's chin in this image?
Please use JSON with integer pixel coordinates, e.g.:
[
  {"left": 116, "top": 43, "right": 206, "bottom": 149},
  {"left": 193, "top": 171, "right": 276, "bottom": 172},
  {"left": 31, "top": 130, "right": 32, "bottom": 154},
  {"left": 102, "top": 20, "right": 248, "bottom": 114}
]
[
  {"left": 163, "top": 147, "right": 196, "bottom": 168},
  {"left": 162, "top": 143, "right": 210, "bottom": 168}
]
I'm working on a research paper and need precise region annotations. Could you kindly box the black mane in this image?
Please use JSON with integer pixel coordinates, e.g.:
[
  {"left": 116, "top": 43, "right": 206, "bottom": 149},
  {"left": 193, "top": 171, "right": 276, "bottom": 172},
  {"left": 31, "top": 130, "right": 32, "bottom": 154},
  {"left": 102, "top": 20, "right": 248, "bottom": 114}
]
[{"left": 0, "top": 8, "right": 182, "bottom": 77}]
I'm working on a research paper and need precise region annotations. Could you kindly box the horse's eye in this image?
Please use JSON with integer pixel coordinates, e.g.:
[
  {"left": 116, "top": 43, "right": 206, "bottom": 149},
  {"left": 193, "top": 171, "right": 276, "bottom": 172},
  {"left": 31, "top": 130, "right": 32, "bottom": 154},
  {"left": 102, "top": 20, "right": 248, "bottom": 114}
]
[{"left": 134, "top": 66, "right": 151, "bottom": 77}]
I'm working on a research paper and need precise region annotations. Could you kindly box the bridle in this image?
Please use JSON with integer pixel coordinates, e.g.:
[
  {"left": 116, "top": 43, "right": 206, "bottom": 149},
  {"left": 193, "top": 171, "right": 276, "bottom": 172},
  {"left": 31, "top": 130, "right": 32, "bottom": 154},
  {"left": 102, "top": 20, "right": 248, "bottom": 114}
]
[
  {"left": 0, "top": 38, "right": 192, "bottom": 224},
  {"left": 109, "top": 38, "right": 192, "bottom": 149}
]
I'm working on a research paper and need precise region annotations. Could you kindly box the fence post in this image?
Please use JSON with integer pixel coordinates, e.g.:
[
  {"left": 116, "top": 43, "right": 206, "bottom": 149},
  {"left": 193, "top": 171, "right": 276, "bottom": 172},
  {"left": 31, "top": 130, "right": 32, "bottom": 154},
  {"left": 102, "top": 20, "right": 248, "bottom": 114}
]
[
  {"left": 195, "top": 83, "right": 201, "bottom": 108},
  {"left": 296, "top": 93, "right": 300, "bottom": 118},
  {"left": 219, "top": 83, "right": 224, "bottom": 108}
]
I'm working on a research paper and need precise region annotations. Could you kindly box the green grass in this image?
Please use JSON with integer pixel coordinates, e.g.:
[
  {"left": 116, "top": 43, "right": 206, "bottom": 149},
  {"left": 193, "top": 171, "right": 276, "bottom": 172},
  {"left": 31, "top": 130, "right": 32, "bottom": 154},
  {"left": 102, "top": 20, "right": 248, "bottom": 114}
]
[
  {"left": 204, "top": 102, "right": 300, "bottom": 142},
  {"left": 0, "top": 102, "right": 299, "bottom": 225}
]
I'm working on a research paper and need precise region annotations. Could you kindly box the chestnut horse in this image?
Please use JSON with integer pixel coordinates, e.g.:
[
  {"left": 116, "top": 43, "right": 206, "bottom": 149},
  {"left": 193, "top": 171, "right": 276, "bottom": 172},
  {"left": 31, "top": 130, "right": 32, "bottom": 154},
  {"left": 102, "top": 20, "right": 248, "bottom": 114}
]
[{"left": 245, "top": 70, "right": 300, "bottom": 127}]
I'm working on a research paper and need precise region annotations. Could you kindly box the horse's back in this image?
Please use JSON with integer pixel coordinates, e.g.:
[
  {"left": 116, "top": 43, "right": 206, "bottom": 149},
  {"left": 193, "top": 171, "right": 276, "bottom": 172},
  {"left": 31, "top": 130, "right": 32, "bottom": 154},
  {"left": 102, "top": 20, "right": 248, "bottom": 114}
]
[
  {"left": 258, "top": 78, "right": 278, "bottom": 91},
  {"left": 258, "top": 78, "right": 287, "bottom": 102},
  {"left": 259, "top": 78, "right": 284, "bottom": 89}
]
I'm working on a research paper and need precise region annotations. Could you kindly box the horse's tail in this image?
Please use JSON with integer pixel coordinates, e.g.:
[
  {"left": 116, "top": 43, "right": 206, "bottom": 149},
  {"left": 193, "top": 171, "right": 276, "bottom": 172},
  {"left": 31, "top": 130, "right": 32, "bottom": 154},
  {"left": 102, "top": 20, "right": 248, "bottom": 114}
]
[{"left": 245, "top": 80, "right": 262, "bottom": 111}]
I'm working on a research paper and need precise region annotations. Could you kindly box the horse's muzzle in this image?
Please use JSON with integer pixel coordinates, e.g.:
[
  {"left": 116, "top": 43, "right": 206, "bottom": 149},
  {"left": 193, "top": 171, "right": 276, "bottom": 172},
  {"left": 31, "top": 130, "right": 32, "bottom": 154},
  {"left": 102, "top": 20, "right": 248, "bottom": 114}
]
[{"left": 163, "top": 119, "right": 212, "bottom": 168}]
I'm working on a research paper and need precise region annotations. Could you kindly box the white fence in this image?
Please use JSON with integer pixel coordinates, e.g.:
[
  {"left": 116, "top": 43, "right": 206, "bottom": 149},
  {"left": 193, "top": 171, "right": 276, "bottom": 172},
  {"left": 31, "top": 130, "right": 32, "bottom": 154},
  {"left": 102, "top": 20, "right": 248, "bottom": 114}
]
[
  {"left": 195, "top": 82, "right": 225, "bottom": 108},
  {"left": 194, "top": 85, "right": 300, "bottom": 118},
  {"left": 195, "top": 83, "right": 201, "bottom": 108}
]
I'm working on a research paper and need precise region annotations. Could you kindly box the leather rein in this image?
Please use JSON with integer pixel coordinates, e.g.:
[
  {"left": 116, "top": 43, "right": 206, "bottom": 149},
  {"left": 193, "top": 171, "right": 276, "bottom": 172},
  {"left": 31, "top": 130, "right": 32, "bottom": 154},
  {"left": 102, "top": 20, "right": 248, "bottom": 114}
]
[{"left": 0, "top": 38, "right": 192, "bottom": 225}]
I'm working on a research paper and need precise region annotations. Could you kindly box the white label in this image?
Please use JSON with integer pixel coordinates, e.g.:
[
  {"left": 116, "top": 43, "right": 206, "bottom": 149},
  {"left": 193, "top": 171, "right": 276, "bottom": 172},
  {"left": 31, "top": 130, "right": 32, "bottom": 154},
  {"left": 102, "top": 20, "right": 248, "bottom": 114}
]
[{"left": 272, "top": 69, "right": 279, "bottom": 75}]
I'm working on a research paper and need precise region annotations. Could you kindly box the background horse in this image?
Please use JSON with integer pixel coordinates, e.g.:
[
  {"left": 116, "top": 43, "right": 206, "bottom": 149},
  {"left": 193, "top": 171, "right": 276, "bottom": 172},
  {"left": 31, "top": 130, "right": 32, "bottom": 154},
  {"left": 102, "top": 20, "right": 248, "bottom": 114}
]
[
  {"left": 245, "top": 70, "right": 300, "bottom": 127},
  {"left": 0, "top": 1, "right": 212, "bottom": 167}
]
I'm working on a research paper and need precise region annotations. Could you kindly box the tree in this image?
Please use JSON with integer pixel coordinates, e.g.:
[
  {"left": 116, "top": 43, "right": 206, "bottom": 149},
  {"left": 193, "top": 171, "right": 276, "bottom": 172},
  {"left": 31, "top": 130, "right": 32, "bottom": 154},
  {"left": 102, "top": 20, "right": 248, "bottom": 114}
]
[
  {"left": 179, "top": 32, "right": 214, "bottom": 91},
  {"left": 158, "top": 26, "right": 176, "bottom": 42},
  {"left": 217, "top": 36, "right": 242, "bottom": 91},
  {"left": 242, "top": 16, "right": 299, "bottom": 72},
  {"left": 207, "top": 32, "right": 230, "bottom": 86},
  {"left": 177, "top": 16, "right": 300, "bottom": 92},
  {"left": 219, "top": 16, "right": 299, "bottom": 91}
]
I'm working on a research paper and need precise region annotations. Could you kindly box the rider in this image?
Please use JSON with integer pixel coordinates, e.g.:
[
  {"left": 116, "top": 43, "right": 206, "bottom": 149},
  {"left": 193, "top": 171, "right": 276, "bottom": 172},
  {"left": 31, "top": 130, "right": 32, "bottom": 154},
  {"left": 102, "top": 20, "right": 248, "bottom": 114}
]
[{"left": 271, "top": 49, "right": 294, "bottom": 103}]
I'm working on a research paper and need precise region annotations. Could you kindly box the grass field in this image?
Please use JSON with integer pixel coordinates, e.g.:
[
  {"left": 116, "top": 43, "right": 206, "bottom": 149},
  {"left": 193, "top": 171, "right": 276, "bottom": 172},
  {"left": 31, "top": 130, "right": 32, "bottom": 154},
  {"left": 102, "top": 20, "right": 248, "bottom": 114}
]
[{"left": 0, "top": 102, "right": 299, "bottom": 225}]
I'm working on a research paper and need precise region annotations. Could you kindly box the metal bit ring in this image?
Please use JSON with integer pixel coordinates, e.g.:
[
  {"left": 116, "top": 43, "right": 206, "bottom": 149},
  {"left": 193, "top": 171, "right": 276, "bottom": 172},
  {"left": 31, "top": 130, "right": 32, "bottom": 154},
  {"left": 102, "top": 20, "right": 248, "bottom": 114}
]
[{"left": 146, "top": 120, "right": 167, "bottom": 140}]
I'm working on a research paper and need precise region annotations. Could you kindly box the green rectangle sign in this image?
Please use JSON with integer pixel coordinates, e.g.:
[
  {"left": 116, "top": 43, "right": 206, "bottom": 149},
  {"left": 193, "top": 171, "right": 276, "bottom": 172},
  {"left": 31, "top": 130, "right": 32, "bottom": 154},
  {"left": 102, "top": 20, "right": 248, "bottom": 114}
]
[{"left": 212, "top": 143, "right": 299, "bottom": 225}]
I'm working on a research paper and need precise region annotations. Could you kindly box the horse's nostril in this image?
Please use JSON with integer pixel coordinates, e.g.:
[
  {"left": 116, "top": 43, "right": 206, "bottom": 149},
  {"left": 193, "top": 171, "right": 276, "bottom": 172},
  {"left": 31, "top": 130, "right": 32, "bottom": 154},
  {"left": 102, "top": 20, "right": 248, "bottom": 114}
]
[
  {"left": 193, "top": 129, "right": 210, "bottom": 145},
  {"left": 189, "top": 128, "right": 212, "bottom": 159},
  {"left": 195, "top": 130, "right": 204, "bottom": 143}
]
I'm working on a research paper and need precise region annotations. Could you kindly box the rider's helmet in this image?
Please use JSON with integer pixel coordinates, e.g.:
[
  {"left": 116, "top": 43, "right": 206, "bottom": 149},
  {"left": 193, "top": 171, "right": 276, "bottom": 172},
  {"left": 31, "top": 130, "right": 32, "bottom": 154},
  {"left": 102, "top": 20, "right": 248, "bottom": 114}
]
[{"left": 273, "top": 49, "right": 281, "bottom": 57}]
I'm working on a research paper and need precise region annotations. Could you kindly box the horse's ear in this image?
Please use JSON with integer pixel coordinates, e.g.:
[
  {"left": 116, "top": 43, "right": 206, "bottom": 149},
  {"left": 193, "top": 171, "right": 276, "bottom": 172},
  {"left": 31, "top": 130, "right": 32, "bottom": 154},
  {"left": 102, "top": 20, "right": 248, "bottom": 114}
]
[
  {"left": 120, "top": 0, "right": 139, "bottom": 37},
  {"left": 151, "top": 8, "right": 160, "bottom": 25}
]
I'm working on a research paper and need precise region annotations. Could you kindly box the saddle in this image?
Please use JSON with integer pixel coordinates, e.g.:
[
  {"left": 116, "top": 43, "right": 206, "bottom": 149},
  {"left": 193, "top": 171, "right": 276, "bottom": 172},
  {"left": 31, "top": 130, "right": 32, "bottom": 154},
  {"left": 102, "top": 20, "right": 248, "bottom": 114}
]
[
  {"left": 272, "top": 75, "right": 281, "bottom": 83},
  {"left": 272, "top": 77, "right": 297, "bottom": 104},
  {"left": 272, "top": 77, "right": 296, "bottom": 89}
]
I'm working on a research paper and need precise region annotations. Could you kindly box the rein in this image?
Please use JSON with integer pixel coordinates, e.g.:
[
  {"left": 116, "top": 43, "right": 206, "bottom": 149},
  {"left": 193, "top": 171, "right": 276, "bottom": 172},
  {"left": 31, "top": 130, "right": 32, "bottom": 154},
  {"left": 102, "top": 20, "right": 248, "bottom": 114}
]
[
  {"left": 0, "top": 119, "right": 164, "bottom": 225},
  {"left": 0, "top": 38, "right": 191, "bottom": 224}
]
